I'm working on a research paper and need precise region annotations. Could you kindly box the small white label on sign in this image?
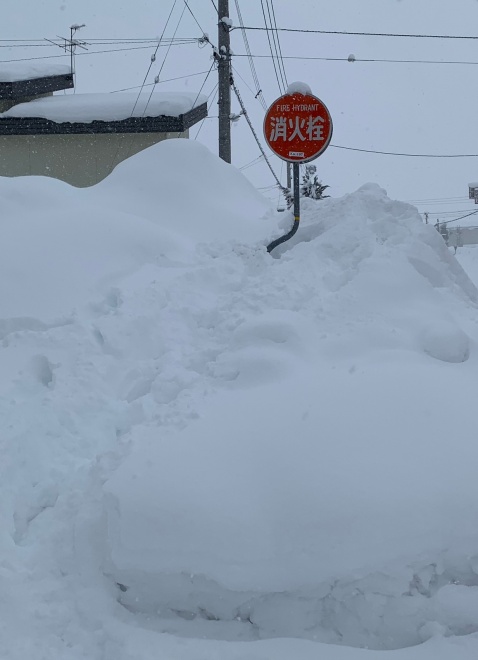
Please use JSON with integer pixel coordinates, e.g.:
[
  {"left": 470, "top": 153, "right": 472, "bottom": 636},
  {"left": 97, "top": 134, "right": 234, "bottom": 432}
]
[{"left": 289, "top": 151, "right": 304, "bottom": 157}]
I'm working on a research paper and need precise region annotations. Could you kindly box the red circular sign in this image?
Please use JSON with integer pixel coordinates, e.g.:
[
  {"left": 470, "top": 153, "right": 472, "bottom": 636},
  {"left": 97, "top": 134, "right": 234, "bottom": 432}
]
[{"left": 263, "top": 92, "right": 333, "bottom": 163}]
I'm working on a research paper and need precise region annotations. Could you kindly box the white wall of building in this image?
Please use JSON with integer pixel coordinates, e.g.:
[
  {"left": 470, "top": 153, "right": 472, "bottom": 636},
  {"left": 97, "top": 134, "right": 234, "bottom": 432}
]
[{"left": 0, "top": 129, "right": 188, "bottom": 187}]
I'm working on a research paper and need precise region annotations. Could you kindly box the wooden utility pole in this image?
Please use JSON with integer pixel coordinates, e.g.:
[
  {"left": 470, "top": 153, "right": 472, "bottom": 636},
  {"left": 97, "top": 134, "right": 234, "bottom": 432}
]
[{"left": 218, "top": 0, "right": 232, "bottom": 163}]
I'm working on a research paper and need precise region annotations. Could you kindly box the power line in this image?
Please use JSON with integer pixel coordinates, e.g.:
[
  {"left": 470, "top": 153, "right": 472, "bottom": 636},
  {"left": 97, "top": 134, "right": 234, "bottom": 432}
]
[
  {"left": 260, "top": 0, "right": 284, "bottom": 95},
  {"left": 131, "top": 0, "right": 178, "bottom": 116},
  {"left": 407, "top": 196, "right": 467, "bottom": 202},
  {"left": 232, "top": 53, "right": 478, "bottom": 66},
  {"left": 410, "top": 201, "right": 470, "bottom": 207},
  {"left": 420, "top": 209, "right": 474, "bottom": 215},
  {"left": 231, "top": 65, "right": 256, "bottom": 97},
  {"left": 330, "top": 144, "right": 478, "bottom": 158},
  {"left": 190, "top": 62, "right": 216, "bottom": 109},
  {"left": 257, "top": 184, "right": 279, "bottom": 191},
  {"left": 8, "top": 46, "right": 478, "bottom": 69},
  {"left": 183, "top": 0, "right": 206, "bottom": 35},
  {"left": 0, "top": 37, "right": 197, "bottom": 43},
  {"left": 239, "top": 154, "right": 265, "bottom": 171},
  {"left": 266, "top": 0, "right": 288, "bottom": 90},
  {"left": 194, "top": 83, "right": 218, "bottom": 139},
  {"left": 441, "top": 210, "right": 478, "bottom": 225},
  {"left": 264, "top": 0, "right": 287, "bottom": 92},
  {"left": 142, "top": 2, "right": 187, "bottom": 116},
  {"left": 230, "top": 76, "right": 288, "bottom": 197},
  {"left": 0, "top": 42, "right": 62, "bottom": 48},
  {"left": 233, "top": 0, "right": 267, "bottom": 110},
  {"left": 210, "top": 0, "right": 218, "bottom": 11},
  {"left": 79, "top": 38, "right": 194, "bottom": 42},
  {"left": 0, "top": 42, "right": 192, "bottom": 64},
  {"left": 109, "top": 69, "right": 210, "bottom": 93},
  {"left": 411, "top": 200, "right": 468, "bottom": 205},
  {"left": 0, "top": 39, "right": 166, "bottom": 47},
  {"left": 234, "top": 26, "right": 478, "bottom": 40}
]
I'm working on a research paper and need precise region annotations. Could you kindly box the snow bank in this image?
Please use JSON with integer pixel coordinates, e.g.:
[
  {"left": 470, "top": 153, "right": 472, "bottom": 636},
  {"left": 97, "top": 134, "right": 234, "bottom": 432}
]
[
  {"left": 3, "top": 139, "right": 478, "bottom": 658},
  {"left": 95, "top": 138, "right": 272, "bottom": 243},
  {"left": 103, "top": 182, "right": 478, "bottom": 649},
  {"left": 0, "top": 91, "right": 208, "bottom": 122},
  {"left": 0, "top": 139, "right": 271, "bottom": 321}
]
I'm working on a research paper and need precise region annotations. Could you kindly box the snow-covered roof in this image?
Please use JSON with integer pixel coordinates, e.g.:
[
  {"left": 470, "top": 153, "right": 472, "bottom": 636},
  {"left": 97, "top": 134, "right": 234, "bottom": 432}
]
[
  {"left": 0, "top": 91, "right": 208, "bottom": 123},
  {"left": 0, "top": 62, "right": 72, "bottom": 83}
]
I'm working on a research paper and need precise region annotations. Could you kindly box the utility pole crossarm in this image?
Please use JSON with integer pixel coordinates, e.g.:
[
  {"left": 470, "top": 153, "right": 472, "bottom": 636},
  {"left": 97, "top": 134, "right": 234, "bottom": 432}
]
[{"left": 218, "top": 0, "right": 232, "bottom": 163}]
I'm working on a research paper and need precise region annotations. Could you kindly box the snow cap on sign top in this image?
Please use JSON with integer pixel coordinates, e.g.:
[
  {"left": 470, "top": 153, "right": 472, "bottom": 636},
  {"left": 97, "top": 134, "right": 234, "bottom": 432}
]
[{"left": 286, "top": 81, "right": 312, "bottom": 95}]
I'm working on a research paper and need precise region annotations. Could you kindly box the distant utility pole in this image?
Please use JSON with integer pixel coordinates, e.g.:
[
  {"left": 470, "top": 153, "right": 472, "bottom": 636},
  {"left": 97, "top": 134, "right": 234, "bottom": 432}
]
[{"left": 218, "top": 0, "right": 232, "bottom": 163}]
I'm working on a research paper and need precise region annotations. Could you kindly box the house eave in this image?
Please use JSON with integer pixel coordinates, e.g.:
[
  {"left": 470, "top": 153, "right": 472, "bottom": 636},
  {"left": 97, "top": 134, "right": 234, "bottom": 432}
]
[
  {"left": 0, "top": 74, "right": 74, "bottom": 100},
  {"left": 0, "top": 101, "right": 207, "bottom": 135}
]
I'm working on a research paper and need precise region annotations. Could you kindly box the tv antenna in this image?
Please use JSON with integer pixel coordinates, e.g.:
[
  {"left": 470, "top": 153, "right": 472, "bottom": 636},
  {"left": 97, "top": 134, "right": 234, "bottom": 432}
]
[{"left": 44, "top": 24, "right": 88, "bottom": 88}]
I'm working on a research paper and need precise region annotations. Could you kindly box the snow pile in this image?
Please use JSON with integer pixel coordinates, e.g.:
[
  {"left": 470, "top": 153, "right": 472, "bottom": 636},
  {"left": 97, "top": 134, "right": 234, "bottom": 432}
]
[
  {"left": 96, "top": 138, "right": 271, "bottom": 243},
  {"left": 102, "top": 180, "right": 478, "bottom": 650},
  {"left": 0, "top": 91, "right": 207, "bottom": 122},
  {"left": 1, "top": 139, "right": 478, "bottom": 659}
]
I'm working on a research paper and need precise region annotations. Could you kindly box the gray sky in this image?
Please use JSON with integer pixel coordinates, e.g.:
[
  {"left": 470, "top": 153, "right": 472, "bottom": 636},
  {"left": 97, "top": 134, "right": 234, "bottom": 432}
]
[{"left": 2, "top": 0, "right": 478, "bottom": 222}]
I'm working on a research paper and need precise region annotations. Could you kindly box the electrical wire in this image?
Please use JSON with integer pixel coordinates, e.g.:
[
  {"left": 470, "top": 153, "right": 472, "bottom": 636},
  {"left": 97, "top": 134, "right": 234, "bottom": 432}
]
[
  {"left": 183, "top": 0, "right": 206, "bottom": 35},
  {"left": 230, "top": 76, "right": 288, "bottom": 197},
  {"left": 411, "top": 202, "right": 470, "bottom": 208},
  {"left": 330, "top": 144, "right": 478, "bottom": 157},
  {"left": 270, "top": 0, "right": 288, "bottom": 84},
  {"left": 194, "top": 83, "right": 219, "bottom": 139},
  {"left": 407, "top": 196, "right": 468, "bottom": 202},
  {"left": 232, "top": 53, "right": 478, "bottom": 66},
  {"left": 190, "top": 62, "right": 216, "bottom": 109},
  {"left": 239, "top": 155, "right": 265, "bottom": 170},
  {"left": 234, "top": 26, "right": 478, "bottom": 40},
  {"left": 265, "top": 0, "right": 287, "bottom": 91},
  {"left": 0, "top": 38, "right": 194, "bottom": 47},
  {"left": 233, "top": 0, "right": 267, "bottom": 110},
  {"left": 260, "top": 0, "right": 283, "bottom": 95},
  {"left": 0, "top": 42, "right": 191, "bottom": 64},
  {"left": 7, "top": 46, "right": 478, "bottom": 68},
  {"left": 0, "top": 37, "right": 196, "bottom": 43},
  {"left": 142, "top": 2, "right": 188, "bottom": 116},
  {"left": 131, "top": 0, "right": 178, "bottom": 116},
  {"left": 264, "top": 0, "right": 285, "bottom": 91},
  {"left": 441, "top": 210, "right": 478, "bottom": 225},
  {"left": 420, "top": 210, "right": 475, "bottom": 216},
  {"left": 109, "top": 70, "right": 210, "bottom": 93},
  {"left": 231, "top": 65, "right": 257, "bottom": 97}
]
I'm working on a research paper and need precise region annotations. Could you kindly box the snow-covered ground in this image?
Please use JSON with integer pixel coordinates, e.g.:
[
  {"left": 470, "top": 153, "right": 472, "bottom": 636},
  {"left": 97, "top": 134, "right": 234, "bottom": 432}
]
[{"left": 1, "top": 139, "right": 478, "bottom": 659}]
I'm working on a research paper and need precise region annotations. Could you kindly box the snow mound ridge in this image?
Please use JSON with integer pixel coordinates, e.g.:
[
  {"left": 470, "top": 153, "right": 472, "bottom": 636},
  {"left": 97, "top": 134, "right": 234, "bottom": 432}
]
[
  {"left": 111, "top": 555, "right": 478, "bottom": 650},
  {"left": 420, "top": 320, "right": 470, "bottom": 363}
]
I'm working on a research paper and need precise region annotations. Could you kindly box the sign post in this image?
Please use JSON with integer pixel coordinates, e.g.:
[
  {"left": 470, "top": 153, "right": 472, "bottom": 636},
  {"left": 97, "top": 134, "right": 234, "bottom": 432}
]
[{"left": 263, "top": 86, "right": 333, "bottom": 252}]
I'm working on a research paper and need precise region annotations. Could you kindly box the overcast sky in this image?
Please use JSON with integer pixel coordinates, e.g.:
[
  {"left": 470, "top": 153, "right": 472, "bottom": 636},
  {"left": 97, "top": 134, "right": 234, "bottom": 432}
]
[{"left": 2, "top": 0, "right": 478, "bottom": 222}]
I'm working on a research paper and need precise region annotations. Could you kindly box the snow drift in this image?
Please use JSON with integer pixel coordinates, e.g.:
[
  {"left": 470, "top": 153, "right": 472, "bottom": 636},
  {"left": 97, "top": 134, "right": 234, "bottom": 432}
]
[
  {"left": 101, "top": 178, "right": 478, "bottom": 650},
  {"left": 1, "top": 139, "right": 478, "bottom": 659}
]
